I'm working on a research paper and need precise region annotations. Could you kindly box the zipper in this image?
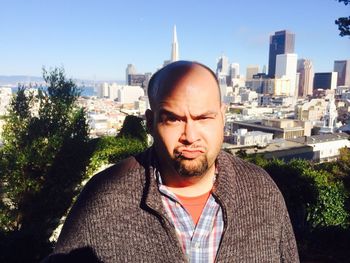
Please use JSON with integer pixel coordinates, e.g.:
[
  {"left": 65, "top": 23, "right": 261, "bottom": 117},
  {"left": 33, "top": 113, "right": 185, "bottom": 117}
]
[
  {"left": 153, "top": 209, "right": 189, "bottom": 262},
  {"left": 213, "top": 194, "right": 228, "bottom": 263}
]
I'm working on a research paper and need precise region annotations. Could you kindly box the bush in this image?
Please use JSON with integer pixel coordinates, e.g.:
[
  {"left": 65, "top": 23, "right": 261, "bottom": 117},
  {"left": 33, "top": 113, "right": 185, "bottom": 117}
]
[{"left": 247, "top": 155, "right": 350, "bottom": 261}]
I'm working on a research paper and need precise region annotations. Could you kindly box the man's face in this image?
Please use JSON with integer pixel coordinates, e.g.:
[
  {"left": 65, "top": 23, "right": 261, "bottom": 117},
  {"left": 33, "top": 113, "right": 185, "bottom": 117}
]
[{"left": 147, "top": 65, "right": 225, "bottom": 178}]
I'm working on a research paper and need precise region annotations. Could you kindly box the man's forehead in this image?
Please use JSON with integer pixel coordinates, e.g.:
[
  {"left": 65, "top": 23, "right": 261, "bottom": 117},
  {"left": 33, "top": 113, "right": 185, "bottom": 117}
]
[
  {"left": 158, "top": 66, "right": 218, "bottom": 97},
  {"left": 155, "top": 87, "right": 221, "bottom": 116},
  {"left": 148, "top": 61, "right": 220, "bottom": 110},
  {"left": 161, "top": 64, "right": 213, "bottom": 84}
]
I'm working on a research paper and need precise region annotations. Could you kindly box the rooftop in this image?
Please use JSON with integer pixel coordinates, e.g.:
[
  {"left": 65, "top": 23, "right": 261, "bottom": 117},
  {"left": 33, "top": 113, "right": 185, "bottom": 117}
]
[{"left": 288, "top": 133, "right": 349, "bottom": 144}]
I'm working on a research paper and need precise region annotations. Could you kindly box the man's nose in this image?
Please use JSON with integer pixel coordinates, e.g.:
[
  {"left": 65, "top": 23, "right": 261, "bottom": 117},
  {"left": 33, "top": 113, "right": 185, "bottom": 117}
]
[{"left": 180, "top": 120, "right": 200, "bottom": 144}]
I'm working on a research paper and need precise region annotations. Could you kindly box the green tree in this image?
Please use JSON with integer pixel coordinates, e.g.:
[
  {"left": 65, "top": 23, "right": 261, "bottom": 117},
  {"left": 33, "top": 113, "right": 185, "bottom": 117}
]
[
  {"left": 256, "top": 157, "right": 349, "bottom": 261},
  {"left": 87, "top": 116, "right": 149, "bottom": 176},
  {"left": 263, "top": 159, "right": 317, "bottom": 235},
  {"left": 117, "top": 115, "right": 148, "bottom": 144},
  {"left": 305, "top": 169, "right": 348, "bottom": 228},
  {"left": 262, "top": 158, "right": 348, "bottom": 229},
  {"left": 238, "top": 148, "right": 350, "bottom": 260},
  {"left": 0, "top": 68, "right": 90, "bottom": 263},
  {"left": 335, "top": 0, "right": 350, "bottom": 36},
  {"left": 87, "top": 136, "right": 148, "bottom": 177}
]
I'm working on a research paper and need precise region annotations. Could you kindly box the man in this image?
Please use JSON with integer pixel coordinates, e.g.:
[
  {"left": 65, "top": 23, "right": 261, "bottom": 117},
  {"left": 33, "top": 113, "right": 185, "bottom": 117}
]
[{"left": 44, "top": 61, "right": 299, "bottom": 262}]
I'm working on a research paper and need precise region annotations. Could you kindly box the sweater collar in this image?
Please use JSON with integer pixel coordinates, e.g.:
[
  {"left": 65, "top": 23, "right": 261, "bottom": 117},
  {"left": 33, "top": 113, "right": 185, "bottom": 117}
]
[
  {"left": 212, "top": 151, "right": 240, "bottom": 223},
  {"left": 142, "top": 147, "right": 167, "bottom": 215},
  {"left": 142, "top": 148, "right": 239, "bottom": 221}
]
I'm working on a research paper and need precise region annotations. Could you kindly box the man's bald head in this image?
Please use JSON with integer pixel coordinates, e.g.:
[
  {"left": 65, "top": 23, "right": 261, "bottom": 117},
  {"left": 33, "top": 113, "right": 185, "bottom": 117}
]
[{"left": 147, "top": 61, "right": 220, "bottom": 110}]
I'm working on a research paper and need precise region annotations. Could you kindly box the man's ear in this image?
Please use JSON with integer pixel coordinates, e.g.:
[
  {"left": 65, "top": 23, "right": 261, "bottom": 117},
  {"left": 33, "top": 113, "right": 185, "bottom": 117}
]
[{"left": 145, "top": 109, "right": 154, "bottom": 135}]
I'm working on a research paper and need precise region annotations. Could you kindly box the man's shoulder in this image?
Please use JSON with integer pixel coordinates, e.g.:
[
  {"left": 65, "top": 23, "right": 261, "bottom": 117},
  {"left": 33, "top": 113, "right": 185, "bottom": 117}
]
[
  {"left": 81, "top": 148, "right": 151, "bottom": 198},
  {"left": 218, "top": 150, "right": 268, "bottom": 176},
  {"left": 217, "top": 150, "right": 281, "bottom": 195}
]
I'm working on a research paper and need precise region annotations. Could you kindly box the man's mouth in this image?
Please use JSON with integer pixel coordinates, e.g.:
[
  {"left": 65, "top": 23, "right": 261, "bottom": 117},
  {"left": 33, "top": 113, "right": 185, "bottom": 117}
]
[{"left": 175, "top": 147, "right": 205, "bottom": 159}]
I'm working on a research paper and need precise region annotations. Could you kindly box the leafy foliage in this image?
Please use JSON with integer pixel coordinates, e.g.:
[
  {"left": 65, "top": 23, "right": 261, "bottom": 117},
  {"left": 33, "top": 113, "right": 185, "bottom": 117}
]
[
  {"left": 87, "top": 115, "right": 148, "bottom": 176},
  {"left": 0, "top": 68, "right": 90, "bottom": 262},
  {"left": 246, "top": 151, "right": 350, "bottom": 261},
  {"left": 305, "top": 169, "right": 348, "bottom": 228},
  {"left": 248, "top": 154, "right": 349, "bottom": 229},
  {"left": 335, "top": 0, "right": 350, "bottom": 36},
  {"left": 0, "top": 71, "right": 149, "bottom": 262},
  {"left": 87, "top": 136, "right": 147, "bottom": 177},
  {"left": 117, "top": 115, "right": 148, "bottom": 144}
]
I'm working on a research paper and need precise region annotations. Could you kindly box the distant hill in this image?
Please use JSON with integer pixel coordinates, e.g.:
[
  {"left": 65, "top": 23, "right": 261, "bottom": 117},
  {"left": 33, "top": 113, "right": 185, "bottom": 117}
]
[
  {"left": 0, "top": 75, "right": 125, "bottom": 87},
  {"left": 0, "top": 75, "right": 44, "bottom": 86}
]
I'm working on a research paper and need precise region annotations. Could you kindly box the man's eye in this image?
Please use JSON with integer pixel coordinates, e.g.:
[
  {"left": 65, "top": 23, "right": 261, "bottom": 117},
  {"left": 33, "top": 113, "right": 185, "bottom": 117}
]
[
  {"left": 166, "top": 116, "right": 180, "bottom": 123},
  {"left": 161, "top": 115, "right": 180, "bottom": 124},
  {"left": 198, "top": 116, "right": 213, "bottom": 121}
]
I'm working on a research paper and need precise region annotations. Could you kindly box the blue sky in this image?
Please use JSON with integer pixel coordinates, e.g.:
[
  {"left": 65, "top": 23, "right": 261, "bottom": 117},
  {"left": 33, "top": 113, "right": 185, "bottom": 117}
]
[{"left": 0, "top": 0, "right": 349, "bottom": 81}]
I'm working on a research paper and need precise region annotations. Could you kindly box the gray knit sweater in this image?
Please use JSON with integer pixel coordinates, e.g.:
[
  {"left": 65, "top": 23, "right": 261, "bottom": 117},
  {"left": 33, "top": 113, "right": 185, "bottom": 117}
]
[{"left": 44, "top": 149, "right": 299, "bottom": 263}]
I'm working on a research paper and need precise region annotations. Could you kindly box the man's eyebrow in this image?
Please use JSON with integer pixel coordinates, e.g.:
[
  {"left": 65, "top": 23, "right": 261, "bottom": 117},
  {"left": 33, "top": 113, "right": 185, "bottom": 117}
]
[
  {"left": 193, "top": 110, "right": 218, "bottom": 116},
  {"left": 158, "top": 109, "right": 183, "bottom": 119},
  {"left": 192, "top": 111, "right": 218, "bottom": 118},
  {"left": 158, "top": 109, "right": 218, "bottom": 119}
]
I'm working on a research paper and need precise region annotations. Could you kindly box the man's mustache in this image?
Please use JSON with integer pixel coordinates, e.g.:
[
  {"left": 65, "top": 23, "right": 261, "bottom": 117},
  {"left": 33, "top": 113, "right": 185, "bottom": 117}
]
[{"left": 174, "top": 145, "right": 206, "bottom": 158}]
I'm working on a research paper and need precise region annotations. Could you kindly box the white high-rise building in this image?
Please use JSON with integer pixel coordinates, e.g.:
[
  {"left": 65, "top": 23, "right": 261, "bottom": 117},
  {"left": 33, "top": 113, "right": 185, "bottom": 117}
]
[
  {"left": 171, "top": 25, "right": 179, "bottom": 62},
  {"left": 274, "top": 76, "right": 292, "bottom": 96},
  {"left": 297, "top": 59, "right": 314, "bottom": 97},
  {"left": 117, "top": 85, "right": 144, "bottom": 104},
  {"left": 216, "top": 55, "right": 230, "bottom": 85},
  {"left": 216, "top": 55, "right": 229, "bottom": 76},
  {"left": 98, "top": 82, "right": 110, "bottom": 98},
  {"left": 108, "top": 83, "right": 119, "bottom": 100},
  {"left": 275, "top": 53, "right": 298, "bottom": 97},
  {"left": 164, "top": 25, "right": 180, "bottom": 67},
  {"left": 230, "top": 63, "right": 240, "bottom": 79},
  {"left": 97, "top": 83, "right": 144, "bottom": 103}
]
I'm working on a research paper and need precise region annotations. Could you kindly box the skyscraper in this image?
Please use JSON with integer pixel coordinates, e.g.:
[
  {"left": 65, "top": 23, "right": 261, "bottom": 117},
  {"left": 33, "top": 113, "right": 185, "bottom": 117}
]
[
  {"left": 313, "top": 72, "right": 338, "bottom": 90},
  {"left": 125, "top": 64, "right": 137, "bottom": 84},
  {"left": 268, "top": 30, "right": 295, "bottom": 78},
  {"left": 230, "top": 63, "right": 240, "bottom": 79},
  {"left": 216, "top": 55, "right": 229, "bottom": 76},
  {"left": 297, "top": 59, "right": 314, "bottom": 97},
  {"left": 334, "top": 60, "right": 350, "bottom": 87},
  {"left": 171, "top": 25, "right": 179, "bottom": 62},
  {"left": 246, "top": 65, "right": 259, "bottom": 80},
  {"left": 275, "top": 53, "right": 298, "bottom": 97},
  {"left": 163, "top": 25, "right": 179, "bottom": 67}
]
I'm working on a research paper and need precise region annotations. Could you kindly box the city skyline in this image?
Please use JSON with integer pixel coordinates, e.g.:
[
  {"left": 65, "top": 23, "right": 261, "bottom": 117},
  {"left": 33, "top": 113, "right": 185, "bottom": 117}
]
[{"left": 1, "top": 0, "right": 349, "bottom": 81}]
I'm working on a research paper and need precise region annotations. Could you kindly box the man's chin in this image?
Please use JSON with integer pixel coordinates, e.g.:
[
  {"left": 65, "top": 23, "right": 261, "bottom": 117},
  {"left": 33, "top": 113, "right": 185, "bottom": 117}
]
[{"left": 173, "top": 157, "right": 209, "bottom": 178}]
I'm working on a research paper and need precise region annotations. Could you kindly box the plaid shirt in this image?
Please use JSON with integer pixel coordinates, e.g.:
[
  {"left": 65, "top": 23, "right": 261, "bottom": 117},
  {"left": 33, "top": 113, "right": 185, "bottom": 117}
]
[{"left": 156, "top": 170, "right": 224, "bottom": 263}]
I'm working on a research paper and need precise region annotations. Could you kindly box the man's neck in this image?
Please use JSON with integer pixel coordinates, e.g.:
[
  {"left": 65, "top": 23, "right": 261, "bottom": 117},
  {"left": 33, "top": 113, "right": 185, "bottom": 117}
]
[{"left": 160, "top": 165, "right": 216, "bottom": 197}]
